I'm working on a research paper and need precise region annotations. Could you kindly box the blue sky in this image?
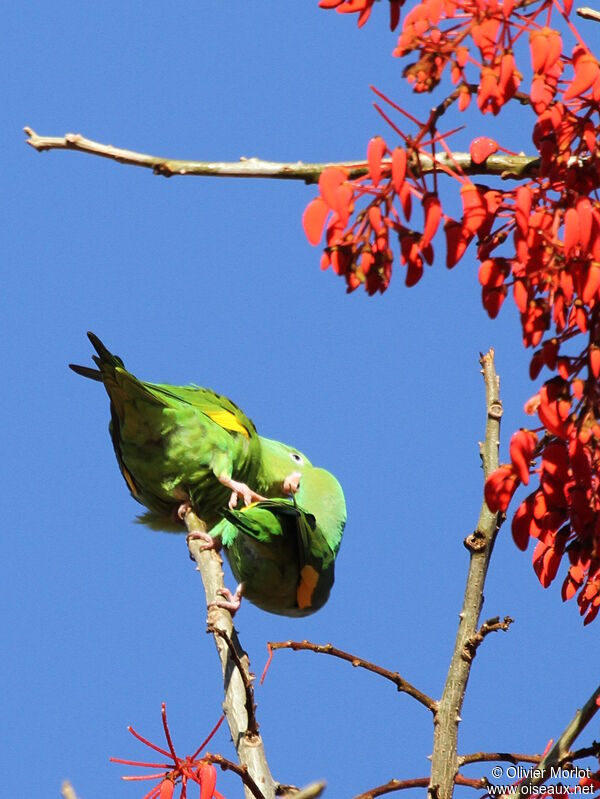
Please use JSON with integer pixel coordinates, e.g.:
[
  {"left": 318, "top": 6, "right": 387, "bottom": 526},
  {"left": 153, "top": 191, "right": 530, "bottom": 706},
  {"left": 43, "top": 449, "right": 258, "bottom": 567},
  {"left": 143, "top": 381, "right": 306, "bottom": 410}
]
[{"left": 4, "top": 3, "right": 599, "bottom": 798}]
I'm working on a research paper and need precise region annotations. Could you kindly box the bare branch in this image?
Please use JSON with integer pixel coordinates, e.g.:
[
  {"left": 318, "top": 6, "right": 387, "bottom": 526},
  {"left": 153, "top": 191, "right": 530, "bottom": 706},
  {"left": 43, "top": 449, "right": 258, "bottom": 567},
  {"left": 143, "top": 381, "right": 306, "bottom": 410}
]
[
  {"left": 185, "top": 511, "right": 276, "bottom": 799},
  {"left": 353, "top": 777, "right": 430, "bottom": 799},
  {"left": 278, "top": 781, "right": 327, "bottom": 799},
  {"left": 567, "top": 742, "right": 600, "bottom": 764},
  {"left": 460, "top": 752, "right": 542, "bottom": 766},
  {"left": 353, "top": 775, "right": 487, "bottom": 799},
  {"left": 460, "top": 741, "right": 600, "bottom": 768},
  {"left": 23, "top": 127, "right": 541, "bottom": 182},
  {"left": 61, "top": 781, "right": 80, "bottom": 799},
  {"left": 428, "top": 350, "right": 503, "bottom": 799},
  {"left": 266, "top": 640, "right": 437, "bottom": 713},
  {"left": 577, "top": 7, "right": 600, "bottom": 21},
  {"left": 208, "top": 624, "right": 259, "bottom": 737},
  {"left": 511, "top": 684, "right": 600, "bottom": 799},
  {"left": 462, "top": 615, "right": 514, "bottom": 662},
  {"left": 207, "top": 753, "right": 266, "bottom": 799}
]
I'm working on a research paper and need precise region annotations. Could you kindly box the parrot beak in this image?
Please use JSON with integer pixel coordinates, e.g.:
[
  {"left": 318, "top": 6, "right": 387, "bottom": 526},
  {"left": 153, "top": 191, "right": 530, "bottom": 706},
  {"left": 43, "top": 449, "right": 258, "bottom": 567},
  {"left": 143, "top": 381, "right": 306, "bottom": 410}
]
[{"left": 283, "top": 472, "right": 302, "bottom": 495}]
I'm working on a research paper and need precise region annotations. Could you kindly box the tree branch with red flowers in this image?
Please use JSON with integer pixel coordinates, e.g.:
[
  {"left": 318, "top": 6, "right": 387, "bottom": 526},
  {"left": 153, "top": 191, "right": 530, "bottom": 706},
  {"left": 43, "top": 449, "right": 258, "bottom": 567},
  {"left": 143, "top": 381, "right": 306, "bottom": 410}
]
[
  {"left": 29, "top": 1, "right": 600, "bottom": 798},
  {"left": 24, "top": 0, "right": 600, "bottom": 623},
  {"left": 23, "top": 127, "right": 543, "bottom": 182}
]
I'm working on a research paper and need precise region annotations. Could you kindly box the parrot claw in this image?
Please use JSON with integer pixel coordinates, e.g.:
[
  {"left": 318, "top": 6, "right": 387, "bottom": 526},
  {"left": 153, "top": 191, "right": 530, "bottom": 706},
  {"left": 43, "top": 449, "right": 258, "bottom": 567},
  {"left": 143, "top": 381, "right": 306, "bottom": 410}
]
[
  {"left": 209, "top": 583, "right": 244, "bottom": 615},
  {"left": 283, "top": 471, "right": 302, "bottom": 494},
  {"left": 186, "top": 530, "right": 221, "bottom": 552},
  {"left": 177, "top": 501, "right": 192, "bottom": 521},
  {"left": 218, "top": 476, "right": 267, "bottom": 508}
]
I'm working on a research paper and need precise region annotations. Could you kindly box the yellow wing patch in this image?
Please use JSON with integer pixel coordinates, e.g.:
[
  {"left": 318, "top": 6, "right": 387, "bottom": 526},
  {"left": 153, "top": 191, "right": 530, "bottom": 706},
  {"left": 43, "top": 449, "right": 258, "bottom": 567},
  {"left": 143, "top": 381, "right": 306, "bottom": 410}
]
[
  {"left": 205, "top": 409, "right": 250, "bottom": 438},
  {"left": 297, "top": 565, "right": 319, "bottom": 610},
  {"left": 121, "top": 465, "right": 139, "bottom": 498}
]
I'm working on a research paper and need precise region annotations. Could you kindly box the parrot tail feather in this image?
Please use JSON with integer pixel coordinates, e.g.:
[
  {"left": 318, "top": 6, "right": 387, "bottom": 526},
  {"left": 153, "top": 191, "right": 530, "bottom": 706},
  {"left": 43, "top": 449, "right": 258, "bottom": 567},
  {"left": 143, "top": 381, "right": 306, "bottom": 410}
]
[
  {"left": 87, "top": 331, "right": 125, "bottom": 368},
  {"left": 69, "top": 363, "right": 103, "bottom": 381}
]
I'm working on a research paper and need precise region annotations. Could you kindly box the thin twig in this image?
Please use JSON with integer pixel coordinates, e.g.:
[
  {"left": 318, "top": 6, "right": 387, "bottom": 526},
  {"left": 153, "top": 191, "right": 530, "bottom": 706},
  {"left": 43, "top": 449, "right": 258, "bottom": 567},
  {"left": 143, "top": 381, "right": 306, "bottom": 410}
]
[
  {"left": 460, "top": 741, "right": 600, "bottom": 768},
  {"left": 511, "top": 684, "right": 600, "bottom": 799},
  {"left": 462, "top": 615, "right": 514, "bottom": 662},
  {"left": 428, "top": 350, "right": 503, "bottom": 799},
  {"left": 266, "top": 640, "right": 437, "bottom": 713},
  {"left": 460, "top": 752, "right": 541, "bottom": 766},
  {"left": 206, "top": 753, "right": 266, "bottom": 799},
  {"left": 23, "top": 127, "right": 541, "bottom": 182},
  {"left": 353, "top": 774, "right": 487, "bottom": 799},
  {"left": 208, "top": 624, "right": 259, "bottom": 737},
  {"left": 185, "top": 511, "right": 276, "bottom": 799},
  {"left": 353, "top": 777, "right": 430, "bottom": 799},
  {"left": 61, "top": 781, "right": 79, "bottom": 799},
  {"left": 566, "top": 742, "right": 600, "bottom": 764},
  {"left": 278, "top": 781, "right": 327, "bottom": 799},
  {"left": 577, "top": 7, "right": 600, "bottom": 22}
]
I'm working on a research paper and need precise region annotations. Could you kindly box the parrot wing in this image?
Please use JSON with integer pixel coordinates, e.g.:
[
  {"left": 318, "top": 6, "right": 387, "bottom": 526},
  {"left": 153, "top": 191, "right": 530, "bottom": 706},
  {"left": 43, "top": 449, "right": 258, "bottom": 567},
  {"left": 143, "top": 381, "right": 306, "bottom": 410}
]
[
  {"left": 217, "top": 495, "right": 337, "bottom": 616},
  {"left": 70, "top": 332, "right": 261, "bottom": 524}
]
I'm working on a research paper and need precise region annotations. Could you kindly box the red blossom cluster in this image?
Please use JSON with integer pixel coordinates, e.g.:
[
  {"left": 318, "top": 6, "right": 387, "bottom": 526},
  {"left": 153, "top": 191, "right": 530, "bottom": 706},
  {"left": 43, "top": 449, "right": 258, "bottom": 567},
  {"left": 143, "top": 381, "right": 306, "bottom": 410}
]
[
  {"left": 317, "top": 0, "right": 405, "bottom": 30},
  {"left": 310, "top": 0, "right": 600, "bottom": 621},
  {"left": 302, "top": 136, "right": 442, "bottom": 294},
  {"left": 111, "top": 704, "right": 226, "bottom": 799}
]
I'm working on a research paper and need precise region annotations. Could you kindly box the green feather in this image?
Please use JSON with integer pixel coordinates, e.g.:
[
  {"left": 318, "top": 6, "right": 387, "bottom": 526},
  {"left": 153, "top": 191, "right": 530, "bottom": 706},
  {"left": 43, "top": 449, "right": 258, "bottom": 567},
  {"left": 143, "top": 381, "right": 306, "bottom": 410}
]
[
  {"left": 70, "top": 333, "right": 312, "bottom": 528},
  {"left": 215, "top": 467, "right": 346, "bottom": 616}
]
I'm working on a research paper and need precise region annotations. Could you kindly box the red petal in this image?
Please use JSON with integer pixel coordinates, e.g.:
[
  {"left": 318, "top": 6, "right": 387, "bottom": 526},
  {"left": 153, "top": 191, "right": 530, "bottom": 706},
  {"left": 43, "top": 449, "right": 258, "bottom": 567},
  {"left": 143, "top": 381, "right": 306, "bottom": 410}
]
[
  {"left": 390, "top": 0, "right": 402, "bottom": 29},
  {"left": 421, "top": 193, "right": 442, "bottom": 248},
  {"left": 367, "top": 136, "right": 387, "bottom": 187},
  {"left": 445, "top": 219, "right": 472, "bottom": 268},
  {"left": 460, "top": 183, "right": 488, "bottom": 235},
  {"left": 512, "top": 497, "right": 535, "bottom": 550},
  {"left": 513, "top": 279, "right": 529, "bottom": 313},
  {"left": 484, "top": 465, "right": 519, "bottom": 512},
  {"left": 482, "top": 286, "right": 507, "bottom": 318},
  {"left": 470, "top": 137, "right": 499, "bottom": 165},
  {"left": 199, "top": 763, "right": 217, "bottom": 799},
  {"left": 509, "top": 429, "right": 537, "bottom": 484},
  {"left": 318, "top": 167, "right": 348, "bottom": 210},
  {"left": 160, "top": 779, "right": 175, "bottom": 799},
  {"left": 530, "top": 30, "right": 549, "bottom": 73},
  {"left": 577, "top": 197, "right": 593, "bottom": 249},
  {"left": 564, "top": 53, "right": 600, "bottom": 100},
  {"left": 590, "top": 346, "right": 600, "bottom": 379},
  {"left": 563, "top": 208, "right": 580, "bottom": 258},
  {"left": 515, "top": 186, "right": 532, "bottom": 236},
  {"left": 333, "top": 184, "right": 353, "bottom": 227},
  {"left": 391, "top": 147, "right": 407, "bottom": 194},
  {"left": 302, "top": 198, "right": 329, "bottom": 245},
  {"left": 582, "top": 264, "right": 600, "bottom": 305}
]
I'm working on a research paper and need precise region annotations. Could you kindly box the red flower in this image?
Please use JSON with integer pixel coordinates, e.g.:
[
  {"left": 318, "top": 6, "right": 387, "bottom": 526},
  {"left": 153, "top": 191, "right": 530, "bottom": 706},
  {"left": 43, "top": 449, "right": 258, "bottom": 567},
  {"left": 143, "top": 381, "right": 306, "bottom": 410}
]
[{"left": 111, "top": 704, "right": 226, "bottom": 799}]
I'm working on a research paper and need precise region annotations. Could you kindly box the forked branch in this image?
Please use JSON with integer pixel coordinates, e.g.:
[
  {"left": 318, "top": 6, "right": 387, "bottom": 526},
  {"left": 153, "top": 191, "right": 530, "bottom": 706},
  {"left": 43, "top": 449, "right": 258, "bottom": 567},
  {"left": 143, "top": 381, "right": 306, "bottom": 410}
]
[{"left": 428, "top": 350, "right": 504, "bottom": 799}]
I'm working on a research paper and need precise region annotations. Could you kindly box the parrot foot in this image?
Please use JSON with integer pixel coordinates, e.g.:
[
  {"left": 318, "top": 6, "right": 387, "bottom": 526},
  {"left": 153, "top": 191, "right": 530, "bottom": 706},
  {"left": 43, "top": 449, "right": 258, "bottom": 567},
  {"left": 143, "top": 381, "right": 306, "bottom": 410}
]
[
  {"left": 186, "top": 530, "right": 222, "bottom": 552},
  {"left": 283, "top": 471, "right": 302, "bottom": 494},
  {"left": 178, "top": 502, "right": 221, "bottom": 552},
  {"left": 209, "top": 583, "right": 244, "bottom": 614},
  {"left": 177, "top": 501, "right": 192, "bottom": 521},
  {"left": 218, "top": 476, "right": 267, "bottom": 509}
]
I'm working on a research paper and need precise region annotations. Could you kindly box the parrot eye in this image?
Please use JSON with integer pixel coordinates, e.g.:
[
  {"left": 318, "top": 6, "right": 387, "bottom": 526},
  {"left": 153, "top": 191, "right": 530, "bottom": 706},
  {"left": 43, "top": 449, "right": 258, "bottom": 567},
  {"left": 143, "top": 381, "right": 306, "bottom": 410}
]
[{"left": 290, "top": 452, "right": 303, "bottom": 464}]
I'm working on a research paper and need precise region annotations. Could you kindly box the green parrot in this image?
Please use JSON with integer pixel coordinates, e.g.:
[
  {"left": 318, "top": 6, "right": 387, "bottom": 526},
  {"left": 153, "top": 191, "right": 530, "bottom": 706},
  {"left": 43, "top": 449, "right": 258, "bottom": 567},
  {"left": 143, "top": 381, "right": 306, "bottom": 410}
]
[
  {"left": 70, "top": 333, "right": 310, "bottom": 530},
  {"left": 212, "top": 466, "right": 346, "bottom": 616}
]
